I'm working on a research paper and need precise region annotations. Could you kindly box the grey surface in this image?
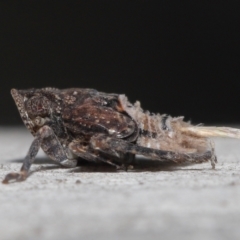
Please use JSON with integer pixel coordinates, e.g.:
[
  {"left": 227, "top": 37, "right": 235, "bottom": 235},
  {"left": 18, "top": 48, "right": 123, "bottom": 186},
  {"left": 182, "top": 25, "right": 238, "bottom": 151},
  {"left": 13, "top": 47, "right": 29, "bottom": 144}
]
[{"left": 0, "top": 127, "right": 240, "bottom": 240}]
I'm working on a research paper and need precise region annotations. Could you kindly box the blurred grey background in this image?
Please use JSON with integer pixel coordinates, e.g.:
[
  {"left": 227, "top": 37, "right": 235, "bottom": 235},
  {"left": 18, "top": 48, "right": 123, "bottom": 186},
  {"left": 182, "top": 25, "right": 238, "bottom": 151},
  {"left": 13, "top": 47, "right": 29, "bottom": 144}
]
[{"left": 1, "top": 1, "right": 240, "bottom": 125}]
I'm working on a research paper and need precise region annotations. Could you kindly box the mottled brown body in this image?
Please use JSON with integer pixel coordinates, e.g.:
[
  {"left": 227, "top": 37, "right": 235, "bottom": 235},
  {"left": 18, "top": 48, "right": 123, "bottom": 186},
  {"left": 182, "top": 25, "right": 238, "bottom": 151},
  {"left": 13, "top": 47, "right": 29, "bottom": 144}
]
[{"left": 5, "top": 87, "right": 234, "bottom": 184}]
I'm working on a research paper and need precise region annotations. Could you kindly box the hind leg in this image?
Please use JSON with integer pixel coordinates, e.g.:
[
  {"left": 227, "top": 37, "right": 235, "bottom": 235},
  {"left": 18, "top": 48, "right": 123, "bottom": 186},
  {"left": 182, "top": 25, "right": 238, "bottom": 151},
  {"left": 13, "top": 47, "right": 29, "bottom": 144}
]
[{"left": 90, "top": 134, "right": 217, "bottom": 168}]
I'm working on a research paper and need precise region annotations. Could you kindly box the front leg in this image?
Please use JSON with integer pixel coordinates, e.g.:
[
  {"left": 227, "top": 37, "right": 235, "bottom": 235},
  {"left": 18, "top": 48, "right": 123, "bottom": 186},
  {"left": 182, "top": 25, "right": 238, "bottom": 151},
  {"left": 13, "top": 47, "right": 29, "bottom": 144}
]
[{"left": 2, "top": 125, "right": 77, "bottom": 184}]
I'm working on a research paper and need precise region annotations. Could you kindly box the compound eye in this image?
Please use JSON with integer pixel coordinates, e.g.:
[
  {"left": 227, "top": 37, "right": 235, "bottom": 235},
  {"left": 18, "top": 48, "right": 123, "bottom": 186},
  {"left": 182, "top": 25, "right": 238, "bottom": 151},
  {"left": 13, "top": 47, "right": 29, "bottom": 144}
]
[{"left": 26, "top": 96, "right": 50, "bottom": 117}]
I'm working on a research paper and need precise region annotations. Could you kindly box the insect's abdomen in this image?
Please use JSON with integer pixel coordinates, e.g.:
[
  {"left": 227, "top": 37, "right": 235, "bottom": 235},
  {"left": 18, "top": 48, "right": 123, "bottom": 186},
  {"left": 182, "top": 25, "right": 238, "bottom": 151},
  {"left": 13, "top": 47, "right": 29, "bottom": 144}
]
[
  {"left": 119, "top": 94, "right": 210, "bottom": 154},
  {"left": 136, "top": 113, "right": 170, "bottom": 149},
  {"left": 119, "top": 94, "right": 172, "bottom": 149}
]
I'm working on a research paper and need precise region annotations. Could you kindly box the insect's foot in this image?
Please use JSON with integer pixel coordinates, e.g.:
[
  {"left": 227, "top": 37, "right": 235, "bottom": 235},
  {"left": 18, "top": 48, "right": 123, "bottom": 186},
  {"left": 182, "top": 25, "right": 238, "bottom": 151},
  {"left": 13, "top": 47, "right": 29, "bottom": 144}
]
[
  {"left": 211, "top": 163, "right": 215, "bottom": 170},
  {"left": 61, "top": 159, "right": 78, "bottom": 168},
  {"left": 116, "top": 164, "right": 134, "bottom": 171},
  {"left": 2, "top": 171, "right": 27, "bottom": 184},
  {"left": 116, "top": 164, "right": 125, "bottom": 171},
  {"left": 127, "top": 165, "right": 134, "bottom": 171},
  {"left": 210, "top": 155, "right": 217, "bottom": 169}
]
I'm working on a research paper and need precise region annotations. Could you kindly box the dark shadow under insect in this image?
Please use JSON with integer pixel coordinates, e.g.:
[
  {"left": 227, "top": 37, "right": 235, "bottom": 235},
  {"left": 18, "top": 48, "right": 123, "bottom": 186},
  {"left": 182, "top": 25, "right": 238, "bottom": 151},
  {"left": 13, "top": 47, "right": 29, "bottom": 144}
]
[
  {"left": 7, "top": 157, "right": 207, "bottom": 176},
  {"left": 3, "top": 87, "right": 240, "bottom": 183}
]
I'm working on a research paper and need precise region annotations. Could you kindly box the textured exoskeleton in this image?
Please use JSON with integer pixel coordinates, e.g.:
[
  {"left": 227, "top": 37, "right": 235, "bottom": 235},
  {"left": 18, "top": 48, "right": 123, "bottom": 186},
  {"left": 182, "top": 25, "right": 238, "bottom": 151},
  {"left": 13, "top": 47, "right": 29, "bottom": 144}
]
[{"left": 3, "top": 87, "right": 240, "bottom": 183}]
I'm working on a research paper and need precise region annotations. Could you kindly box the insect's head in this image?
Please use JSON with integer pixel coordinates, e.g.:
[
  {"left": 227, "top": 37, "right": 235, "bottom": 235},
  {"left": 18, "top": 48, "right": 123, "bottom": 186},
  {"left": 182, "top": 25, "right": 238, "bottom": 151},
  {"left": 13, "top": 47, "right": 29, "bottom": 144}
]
[{"left": 11, "top": 88, "right": 61, "bottom": 135}]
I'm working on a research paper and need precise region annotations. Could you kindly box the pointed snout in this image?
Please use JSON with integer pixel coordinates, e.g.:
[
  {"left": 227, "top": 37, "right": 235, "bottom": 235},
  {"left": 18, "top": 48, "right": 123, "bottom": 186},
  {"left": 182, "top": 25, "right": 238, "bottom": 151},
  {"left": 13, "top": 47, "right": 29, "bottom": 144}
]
[{"left": 11, "top": 88, "right": 18, "bottom": 96}]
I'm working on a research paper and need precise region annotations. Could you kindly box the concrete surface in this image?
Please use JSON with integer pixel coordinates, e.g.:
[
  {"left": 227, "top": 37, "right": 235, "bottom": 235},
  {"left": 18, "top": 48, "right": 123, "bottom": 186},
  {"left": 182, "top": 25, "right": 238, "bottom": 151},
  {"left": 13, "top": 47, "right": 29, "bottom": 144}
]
[{"left": 0, "top": 126, "right": 240, "bottom": 240}]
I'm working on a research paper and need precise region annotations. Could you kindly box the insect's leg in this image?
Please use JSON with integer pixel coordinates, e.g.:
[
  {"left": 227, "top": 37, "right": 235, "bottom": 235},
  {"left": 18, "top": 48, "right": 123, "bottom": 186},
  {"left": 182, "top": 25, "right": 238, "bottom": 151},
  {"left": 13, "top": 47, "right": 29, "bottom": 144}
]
[
  {"left": 89, "top": 135, "right": 141, "bottom": 169},
  {"left": 41, "top": 135, "right": 77, "bottom": 168},
  {"left": 115, "top": 152, "right": 135, "bottom": 170},
  {"left": 68, "top": 141, "right": 122, "bottom": 168},
  {"left": 90, "top": 135, "right": 216, "bottom": 166},
  {"left": 2, "top": 126, "right": 76, "bottom": 184},
  {"left": 209, "top": 141, "right": 217, "bottom": 169}
]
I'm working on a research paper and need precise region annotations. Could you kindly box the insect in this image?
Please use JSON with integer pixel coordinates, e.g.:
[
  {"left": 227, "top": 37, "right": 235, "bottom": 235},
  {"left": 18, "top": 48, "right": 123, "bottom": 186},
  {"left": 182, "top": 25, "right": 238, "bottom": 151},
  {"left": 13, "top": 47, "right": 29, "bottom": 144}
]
[{"left": 3, "top": 87, "right": 240, "bottom": 183}]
